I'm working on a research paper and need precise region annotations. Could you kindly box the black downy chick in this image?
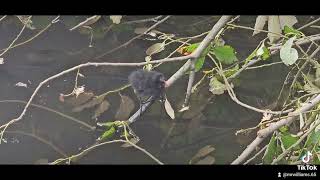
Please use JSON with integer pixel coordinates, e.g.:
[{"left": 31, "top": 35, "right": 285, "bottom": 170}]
[
  {"left": 128, "top": 69, "right": 167, "bottom": 102},
  {"left": 128, "top": 69, "right": 168, "bottom": 122}
]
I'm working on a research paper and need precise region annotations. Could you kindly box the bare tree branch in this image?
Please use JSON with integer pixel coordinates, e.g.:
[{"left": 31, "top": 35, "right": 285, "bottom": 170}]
[{"left": 183, "top": 62, "right": 196, "bottom": 107}]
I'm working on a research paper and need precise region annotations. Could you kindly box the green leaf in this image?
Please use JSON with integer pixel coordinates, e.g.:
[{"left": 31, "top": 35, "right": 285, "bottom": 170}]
[
  {"left": 311, "top": 149, "right": 320, "bottom": 164},
  {"left": 184, "top": 43, "right": 211, "bottom": 73},
  {"left": 209, "top": 77, "right": 228, "bottom": 95},
  {"left": 212, "top": 45, "right": 237, "bottom": 65},
  {"left": 100, "top": 126, "right": 116, "bottom": 140},
  {"left": 305, "top": 128, "right": 320, "bottom": 149},
  {"left": 280, "top": 132, "right": 300, "bottom": 150},
  {"left": 194, "top": 57, "right": 205, "bottom": 72},
  {"left": 185, "top": 43, "right": 200, "bottom": 53},
  {"left": 280, "top": 36, "right": 299, "bottom": 66},
  {"left": 263, "top": 133, "right": 281, "bottom": 164},
  {"left": 262, "top": 46, "right": 270, "bottom": 60},
  {"left": 284, "top": 25, "right": 303, "bottom": 38},
  {"left": 245, "top": 48, "right": 258, "bottom": 64},
  {"left": 279, "top": 126, "right": 289, "bottom": 133}
]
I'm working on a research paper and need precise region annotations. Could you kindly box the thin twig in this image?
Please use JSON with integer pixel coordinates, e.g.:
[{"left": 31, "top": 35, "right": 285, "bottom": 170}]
[
  {"left": 227, "top": 23, "right": 286, "bottom": 39},
  {"left": 244, "top": 145, "right": 267, "bottom": 165},
  {"left": 97, "top": 84, "right": 131, "bottom": 99},
  {"left": 298, "top": 17, "right": 320, "bottom": 30},
  {"left": 95, "top": 16, "right": 171, "bottom": 59},
  {"left": 246, "top": 61, "right": 283, "bottom": 70},
  {"left": 69, "top": 15, "right": 100, "bottom": 31},
  {"left": 0, "top": 16, "right": 30, "bottom": 56},
  {"left": 0, "top": 15, "right": 7, "bottom": 22},
  {"left": 183, "top": 62, "right": 196, "bottom": 107},
  {"left": 122, "top": 16, "right": 163, "bottom": 24}
]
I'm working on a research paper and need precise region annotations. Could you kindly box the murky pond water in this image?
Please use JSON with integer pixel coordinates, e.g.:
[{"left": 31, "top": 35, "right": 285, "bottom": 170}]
[{"left": 0, "top": 15, "right": 315, "bottom": 164}]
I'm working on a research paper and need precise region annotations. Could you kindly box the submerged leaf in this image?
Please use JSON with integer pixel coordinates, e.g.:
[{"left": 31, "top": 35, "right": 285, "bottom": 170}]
[
  {"left": 72, "top": 96, "right": 105, "bottom": 112},
  {"left": 164, "top": 98, "right": 175, "bottom": 119},
  {"left": 115, "top": 94, "right": 135, "bottom": 120},
  {"left": 92, "top": 100, "right": 110, "bottom": 119},
  {"left": 190, "top": 145, "right": 215, "bottom": 164},
  {"left": 195, "top": 156, "right": 215, "bottom": 165},
  {"left": 280, "top": 36, "right": 298, "bottom": 66},
  {"left": 146, "top": 42, "right": 165, "bottom": 56},
  {"left": 63, "top": 92, "right": 94, "bottom": 107}
]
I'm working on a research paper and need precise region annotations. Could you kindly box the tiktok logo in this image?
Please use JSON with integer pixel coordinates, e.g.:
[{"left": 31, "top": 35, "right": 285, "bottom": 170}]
[{"left": 301, "top": 151, "right": 312, "bottom": 163}]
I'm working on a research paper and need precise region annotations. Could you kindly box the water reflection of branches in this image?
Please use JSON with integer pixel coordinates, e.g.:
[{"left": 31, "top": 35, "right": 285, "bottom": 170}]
[
  {"left": 50, "top": 121, "right": 163, "bottom": 165},
  {"left": 94, "top": 16, "right": 171, "bottom": 59},
  {"left": 0, "top": 16, "right": 30, "bottom": 57},
  {"left": 0, "top": 100, "right": 94, "bottom": 130},
  {"left": 0, "top": 16, "right": 60, "bottom": 53},
  {"left": 6, "top": 130, "right": 68, "bottom": 158}
]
